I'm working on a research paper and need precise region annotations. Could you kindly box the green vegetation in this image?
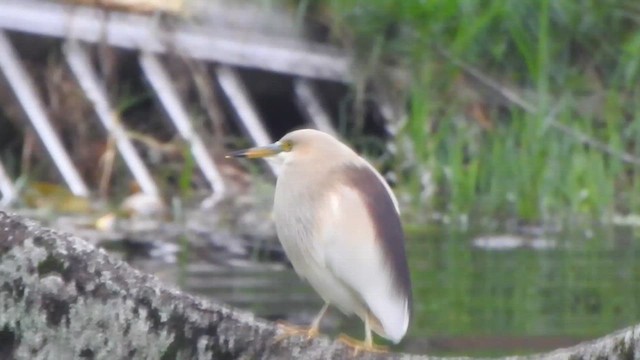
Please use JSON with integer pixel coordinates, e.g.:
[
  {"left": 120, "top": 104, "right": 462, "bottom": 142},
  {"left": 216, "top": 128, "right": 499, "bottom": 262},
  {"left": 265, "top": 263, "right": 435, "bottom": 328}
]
[{"left": 315, "top": 0, "right": 640, "bottom": 224}]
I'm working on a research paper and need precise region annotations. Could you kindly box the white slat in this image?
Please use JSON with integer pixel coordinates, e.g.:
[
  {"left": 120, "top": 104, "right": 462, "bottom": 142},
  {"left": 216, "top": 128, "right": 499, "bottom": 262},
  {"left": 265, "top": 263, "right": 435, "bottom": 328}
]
[
  {"left": 0, "top": 31, "right": 90, "bottom": 196},
  {"left": 293, "top": 79, "right": 337, "bottom": 137},
  {"left": 64, "top": 41, "right": 160, "bottom": 197},
  {"left": 0, "top": 160, "right": 17, "bottom": 206},
  {"left": 139, "top": 52, "right": 227, "bottom": 197},
  {"left": 216, "top": 65, "right": 280, "bottom": 176}
]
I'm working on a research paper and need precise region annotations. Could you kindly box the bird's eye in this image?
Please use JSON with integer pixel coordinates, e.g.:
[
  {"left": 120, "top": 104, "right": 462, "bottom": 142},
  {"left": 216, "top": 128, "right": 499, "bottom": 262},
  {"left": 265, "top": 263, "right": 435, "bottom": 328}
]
[{"left": 281, "top": 140, "right": 293, "bottom": 152}]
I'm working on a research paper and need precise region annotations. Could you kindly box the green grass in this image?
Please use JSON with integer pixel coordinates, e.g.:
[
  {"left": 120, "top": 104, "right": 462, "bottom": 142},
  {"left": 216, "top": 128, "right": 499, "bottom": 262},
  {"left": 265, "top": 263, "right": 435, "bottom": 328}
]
[
  {"left": 308, "top": 0, "right": 640, "bottom": 224},
  {"left": 179, "top": 144, "right": 195, "bottom": 198}
]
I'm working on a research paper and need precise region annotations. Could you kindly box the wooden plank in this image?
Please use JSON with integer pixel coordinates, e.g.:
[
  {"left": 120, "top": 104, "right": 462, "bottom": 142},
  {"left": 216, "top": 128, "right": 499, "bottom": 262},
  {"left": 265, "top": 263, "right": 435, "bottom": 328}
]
[{"left": 0, "top": 0, "right": 352, "bottom": 82}]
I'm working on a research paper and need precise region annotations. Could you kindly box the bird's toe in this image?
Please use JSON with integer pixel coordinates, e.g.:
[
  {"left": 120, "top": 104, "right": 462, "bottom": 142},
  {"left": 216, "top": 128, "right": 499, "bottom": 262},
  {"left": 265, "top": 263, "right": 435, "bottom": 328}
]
[
  {"left": 337, "top": 334, "right": 388, "bottom": 356},
  {"left": 274, "top": 321, "right": 321, "bottom": 343}
]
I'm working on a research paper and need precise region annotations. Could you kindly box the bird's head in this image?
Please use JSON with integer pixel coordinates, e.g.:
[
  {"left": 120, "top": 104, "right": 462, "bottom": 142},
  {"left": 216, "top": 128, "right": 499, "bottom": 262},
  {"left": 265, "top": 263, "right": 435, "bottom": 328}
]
[{"left": 227, "top": 129, "right": 349, "bottom": 165}]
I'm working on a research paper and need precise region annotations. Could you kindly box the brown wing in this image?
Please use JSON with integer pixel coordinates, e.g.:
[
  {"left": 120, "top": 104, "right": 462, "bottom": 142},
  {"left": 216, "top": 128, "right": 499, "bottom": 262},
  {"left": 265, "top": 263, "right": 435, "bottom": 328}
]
[
  {"left": 320, "top": 163, "right": 412, "bottom": 342},
  {"left": 340, "top": 164, "right": 412, "bottom": 311}
]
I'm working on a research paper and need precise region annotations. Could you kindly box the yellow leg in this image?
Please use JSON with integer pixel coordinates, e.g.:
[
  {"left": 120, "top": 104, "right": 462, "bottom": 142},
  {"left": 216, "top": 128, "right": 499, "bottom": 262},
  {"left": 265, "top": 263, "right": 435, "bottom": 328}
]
[
  {"left": 337, "top": 314, "right": 388, "bottom": 356},
  {"left": 274, "top": 302, "right": 329, "bottom": 342}
]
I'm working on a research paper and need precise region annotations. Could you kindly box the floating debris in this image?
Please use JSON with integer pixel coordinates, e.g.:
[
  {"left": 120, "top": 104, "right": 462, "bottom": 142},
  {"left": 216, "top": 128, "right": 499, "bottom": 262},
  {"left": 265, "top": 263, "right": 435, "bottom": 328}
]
[
  {"left": 472, "top": 234, "right": 557, "bottom": 251},
  {"left": 610, "top": 213, "right": 640, "bottom": 227}
]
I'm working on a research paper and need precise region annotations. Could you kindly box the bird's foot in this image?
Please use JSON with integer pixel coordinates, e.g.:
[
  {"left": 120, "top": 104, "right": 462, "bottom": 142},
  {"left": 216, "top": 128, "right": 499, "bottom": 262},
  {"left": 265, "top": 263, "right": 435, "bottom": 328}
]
[
  {"left": 337, "top": 334, "right": 388, "bottom": 356},
  {"left": 274, "top": 321, "right": 320, "bottom": 343}
]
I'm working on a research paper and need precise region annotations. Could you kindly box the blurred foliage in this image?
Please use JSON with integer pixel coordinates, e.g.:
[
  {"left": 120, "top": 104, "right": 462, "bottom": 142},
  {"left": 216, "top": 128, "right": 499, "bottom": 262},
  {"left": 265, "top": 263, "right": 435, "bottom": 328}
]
[{"left": 303, "top": 0, "right": 640, "bottom": 224}]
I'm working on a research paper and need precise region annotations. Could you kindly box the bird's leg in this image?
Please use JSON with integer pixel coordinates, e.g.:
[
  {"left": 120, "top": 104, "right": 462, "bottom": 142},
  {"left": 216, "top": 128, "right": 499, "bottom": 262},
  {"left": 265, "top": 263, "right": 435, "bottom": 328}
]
[
  {"left": 337, "top": 314, "right": 388, "bottom": 356},
  {"left": 275, "top": 302, "right": 329, "bottom": 342},
  {"left": 308, "top": 302, "right": 330, "bottom": 335}
]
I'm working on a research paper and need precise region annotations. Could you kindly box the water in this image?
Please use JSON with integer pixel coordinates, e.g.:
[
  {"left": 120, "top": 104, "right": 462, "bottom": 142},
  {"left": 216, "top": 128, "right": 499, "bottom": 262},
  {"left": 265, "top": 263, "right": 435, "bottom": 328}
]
[
  {"left": 401, "top": 224, "right": 640, "bottom": 355},
  {"left": 123, "top": 219, "right": 640, "bottom": 356}
]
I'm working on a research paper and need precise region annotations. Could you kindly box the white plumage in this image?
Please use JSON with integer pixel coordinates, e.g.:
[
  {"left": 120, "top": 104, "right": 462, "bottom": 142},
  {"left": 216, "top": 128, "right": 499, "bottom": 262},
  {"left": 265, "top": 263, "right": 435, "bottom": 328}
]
[{"left": 229, "top": 129, "right": 412, "bottom": 349}]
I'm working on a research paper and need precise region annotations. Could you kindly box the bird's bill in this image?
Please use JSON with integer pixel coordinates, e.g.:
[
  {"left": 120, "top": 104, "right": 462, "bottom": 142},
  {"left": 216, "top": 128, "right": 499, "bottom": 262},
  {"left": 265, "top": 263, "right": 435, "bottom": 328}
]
[{"left": 226, "top": 142, "right": 283, "bottom": 159}]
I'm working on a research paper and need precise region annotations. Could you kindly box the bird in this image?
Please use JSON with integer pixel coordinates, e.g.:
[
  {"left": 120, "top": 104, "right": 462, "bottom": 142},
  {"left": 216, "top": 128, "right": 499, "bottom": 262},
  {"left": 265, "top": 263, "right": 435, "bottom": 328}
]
[{"left": 227, "top": 129, "right": 412, "bottom": 352}]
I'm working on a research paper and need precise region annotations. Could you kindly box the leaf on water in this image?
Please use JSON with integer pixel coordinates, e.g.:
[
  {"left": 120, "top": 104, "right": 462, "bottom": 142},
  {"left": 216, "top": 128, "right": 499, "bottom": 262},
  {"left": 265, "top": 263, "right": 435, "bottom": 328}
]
[{"left": 23, "top": 182, "right": 92, "bottom": 214}]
